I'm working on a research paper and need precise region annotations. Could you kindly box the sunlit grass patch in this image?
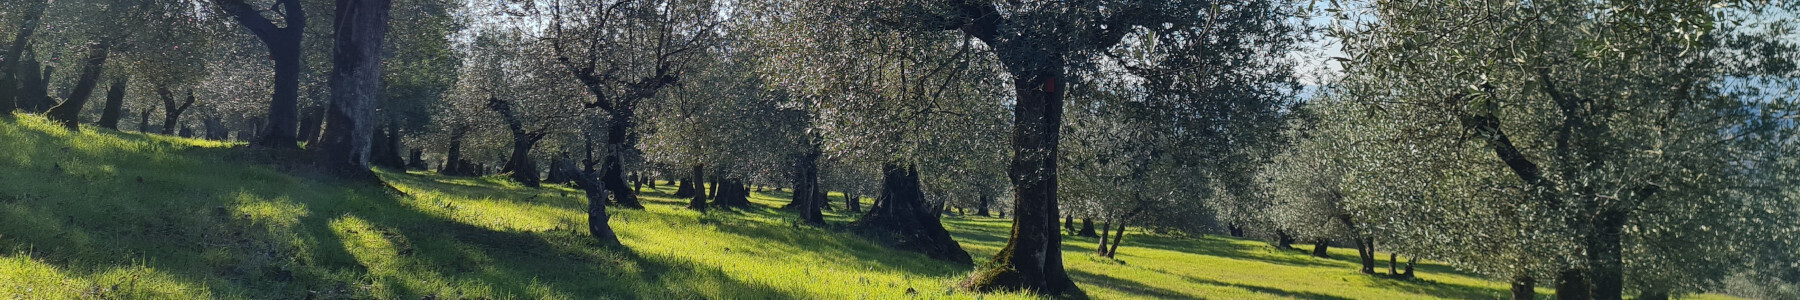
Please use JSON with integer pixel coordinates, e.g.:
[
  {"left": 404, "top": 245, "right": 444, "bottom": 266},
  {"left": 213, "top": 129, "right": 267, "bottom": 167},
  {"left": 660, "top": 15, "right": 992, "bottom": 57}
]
[{"left": 0, "top": 114, "right": 1743, "bottom": 299}]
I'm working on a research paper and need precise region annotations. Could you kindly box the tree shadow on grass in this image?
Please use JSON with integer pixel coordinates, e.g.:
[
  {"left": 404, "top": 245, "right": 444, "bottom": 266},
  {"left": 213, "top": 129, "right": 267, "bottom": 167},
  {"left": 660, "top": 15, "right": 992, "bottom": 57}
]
[
  {"left": 701, "top": 204, "right": 970, "bottom": 278},
  {"left": 1178, "top": 274, "right": 1357, "bottom": 300},
  {"left": 336, "top": 176, "right": 799, "bottom": 299},
  {"left": 1066, "top": 269, "right": 1192, "bottom": 300}
]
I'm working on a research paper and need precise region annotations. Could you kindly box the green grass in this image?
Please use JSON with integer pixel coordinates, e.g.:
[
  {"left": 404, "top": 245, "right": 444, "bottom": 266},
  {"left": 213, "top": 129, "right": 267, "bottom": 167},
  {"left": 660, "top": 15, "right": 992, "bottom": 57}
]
[{"left": 0, "top": 113, "right": 1736, "bottom": 299}]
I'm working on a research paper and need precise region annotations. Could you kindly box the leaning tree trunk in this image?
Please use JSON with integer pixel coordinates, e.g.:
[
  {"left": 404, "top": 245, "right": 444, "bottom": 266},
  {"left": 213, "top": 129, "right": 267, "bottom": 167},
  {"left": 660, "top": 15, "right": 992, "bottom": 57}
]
[
  {"left": 552, "top": 158, "right": 620, "bottom": 246},
  {"left": 1105, "top": 221, "right": 1127, "bottom": 258},
  {"left": 1512, "top": 275, "right": 1536, "bottom": 300},
  {"left": 965, "top": 70, "right": 1073, "bottom": 293},
  {"left": 313, "top": 0, "right": 389, "bottom": 178},
  {"left": 1357, "top": 237, "right": 1377, "bottom": 274},
  {"left": 97, "top": 75, "right": 127, "bottom": 129},
  {"left": 46, "top": 41, "right": 111, "bottom": 131},
  {"left": 687, "top": 164, "right": 707, "bottom": 212},
  {"left": 158, "top": 88, "right": 195, "bottom": 135},
  {"left": 600, "top": 109, "right": 644, "bottom": 209},
  {"left": 0, "top": 0, "right": 46, "bottom": 113},
  {"left": 856, "top": 164, "right": 972, "bottom": 265}
]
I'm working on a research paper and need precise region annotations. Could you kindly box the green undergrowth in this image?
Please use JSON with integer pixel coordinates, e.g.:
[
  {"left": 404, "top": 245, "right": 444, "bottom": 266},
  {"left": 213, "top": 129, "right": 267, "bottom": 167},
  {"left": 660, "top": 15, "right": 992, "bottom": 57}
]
[{"left": 0, "top": 113, "right": 1737, "bottom": 299}]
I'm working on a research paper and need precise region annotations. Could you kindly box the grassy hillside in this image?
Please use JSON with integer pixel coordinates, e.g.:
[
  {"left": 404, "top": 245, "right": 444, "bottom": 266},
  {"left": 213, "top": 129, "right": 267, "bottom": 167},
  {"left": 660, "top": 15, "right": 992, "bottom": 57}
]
[{"left": 0, "top": 113, "right": 1729, "bottom": 299}]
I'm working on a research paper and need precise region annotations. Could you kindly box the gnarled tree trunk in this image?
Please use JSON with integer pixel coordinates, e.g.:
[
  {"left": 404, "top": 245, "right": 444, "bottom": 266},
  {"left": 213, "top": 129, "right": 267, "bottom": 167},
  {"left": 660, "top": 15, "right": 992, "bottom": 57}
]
[
  {"left": 46, "top": 41, "right": 111, "bottom": 131},
  {"left": 552, "top": 158, "right": 619, "bottom": 246},
  {"left": 157, "top": 88, "right": 195, "bottom": 135},
  {"left": 314, "top": 0, "right": 390, "bottom": 178},
  {"left": 1078, "top": 218, "right": 1096, "bottom": 237},
  {"left": 1312, "top": 239, "right": 1331, "bottom": 258},
  {"left": 600, "top": 109, "right": 644, "bottom": 209},
  {"left": 965, "top": 69, "right": 1073, "bottom": 293},
  {"left": 857, "top": 164, "right": 971, "bottom": 265}
]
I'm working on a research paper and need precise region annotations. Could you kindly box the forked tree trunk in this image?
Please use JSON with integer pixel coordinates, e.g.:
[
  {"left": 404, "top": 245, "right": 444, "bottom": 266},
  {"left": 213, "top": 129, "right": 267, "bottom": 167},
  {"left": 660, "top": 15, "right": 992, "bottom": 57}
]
[
  {"left": 97, "top": 75, "right": 127, "bottom": 129},
  {"left": 487, "top": 97, "right": 542, "bottom": 187},
  {"left": 158, "top": 88, "right": 195, "bottom": 135},
  {"left": 856, "top": 164, "right": 970, "bottom": 265},
  {"left": 1106, "top": 221, "right": 1126, "bottom": 258},
  {"left": 1357, "top": 237, "right": 1376, "bottom": 274},
  {"left": 1275, "top": 229, "right": 1295, "bottom": 249},
  {"left": 1228, "top": 224, "right": 1245, "bottom": 237},
  {"left": 599, "top": 109, "right": 644, "bottom": 209},
  {"left": 552, "top": 158, "right": 619, "bottom": 246},
  {"left": 1404, "top": 257, "right": 1416, "bottom": 279},
  {"left": 216, "top": 0, "right": 305, "bottom": 149},
  {"left": 46, "top": 41, "right": 111, "bottom": 131}
]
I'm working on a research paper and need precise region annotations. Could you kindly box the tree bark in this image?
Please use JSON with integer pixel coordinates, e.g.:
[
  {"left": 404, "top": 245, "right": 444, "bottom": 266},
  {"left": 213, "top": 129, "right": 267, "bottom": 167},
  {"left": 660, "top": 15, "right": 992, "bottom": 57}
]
[
  {"left": 215, "top": 0, "right": 305, "bottom": 149},
  {"left": 1105, "top": 221, "right": 1126, "bottom": 258},
  {"left": 97, "top": 75, "right": 127, "bottom": 129},
  {"left": 976, "top": 193, "right": 991, "bottom": 217},
  {"left": 1403, "top": 257, "right": 1416, "bottom": 278},
  {"left": 600, "top": 110, "right": 644, "bottom": 208},
  {"left": 487, "top": 97, "right": 542, "bottom": 187},
  {"left": 371, "top": 123, "right": 407, "bottom": 169},
  {"left": 1275, "top": 229, "right": 1296, "bottom": 249},
  {"left": 552, "top": 158, "right": 620, "bottom": 246},
  {"left": 314, "top": 0, "right": 389, "bottom": 178},
  {"left": 0, "top": 0, "right": 46, "bottom": 114},
  {"left": 857, "top": 164, "right": 971, "bottom": 264},
  {"left": 786, "top": 144, "right": 824, "bottom": 225},
  {"left": 1228, "top": 223, "right": 1245, "bottom": 237},
  {"left": 688, "top": 164, "right": 707, "bottom": 212},
  {"left": 1063, "top": 215, "right": 1076, "bottom": 235},
  {"left": 1078, "top": 218, "right": 1096, "bottom": 237},
  {"left": 1096, "top": 221, "right": 1112, "bottom": 256},
  {"left": 674, "top": 178, "right": 694, "bottom": 197},
  {"left": 298, "top": 106, "right": 324, "bottom": 144},
  {"left": 1388, "top": 253, "right": 1398, "bottom": 276},
  {"left": 965, "top": 68, "right": 1074, "bottom": 294},
  {"left": 1312, "top": 239, "right": 1331, "bottom": 258},
  {"left": 16, "top": 55, "right": 53, "bottom": 113},
  {"left": 1512, "top": 275, "right": 1536, "bottom": 300},
  {"left": 46, "top": 41, "right": 111, "bottom": 131},
  {"left": 1357, "top": 237, "right": 1377, "bottom": 274},
  {"left": 157, "top": 88, "right": 196, "bottom": 135}
]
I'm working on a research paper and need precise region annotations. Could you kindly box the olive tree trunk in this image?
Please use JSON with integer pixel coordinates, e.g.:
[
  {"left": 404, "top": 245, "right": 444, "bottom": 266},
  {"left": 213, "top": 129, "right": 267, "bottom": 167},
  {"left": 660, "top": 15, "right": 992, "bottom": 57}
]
[
  {"left": 687, "top": 164, "right": 707, "bottom": 212},
  {"left": 157, "top": 88, "right": 195, "bottom": 135},
  {"left": 553, "top": 158, "right": 619, "bottom": 246},
  {"left": 97, "top": 75, "right": 127, "bottom": 129},
  {"left": 857, "top": 164, "right": 971, "bottom": 265},
  {"left": 0, "top": 0, "right": 46, "bottom": 113},
  {"left": 46, "top": 41, "right": 111, "bottom": 131}
]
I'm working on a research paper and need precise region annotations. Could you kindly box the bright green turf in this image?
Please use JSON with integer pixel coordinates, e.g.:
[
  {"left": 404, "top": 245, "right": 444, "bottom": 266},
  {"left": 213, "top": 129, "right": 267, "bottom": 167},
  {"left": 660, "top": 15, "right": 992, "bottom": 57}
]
[{"left": 0, "top": 113, "right": 1736, "bottom": 299}]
